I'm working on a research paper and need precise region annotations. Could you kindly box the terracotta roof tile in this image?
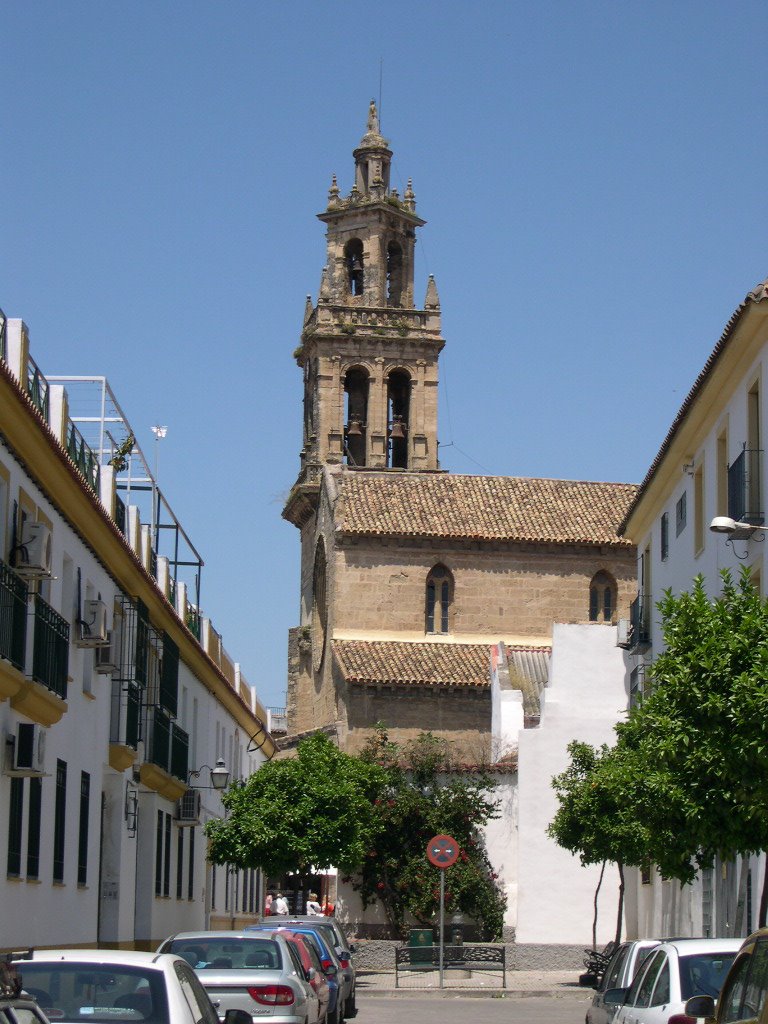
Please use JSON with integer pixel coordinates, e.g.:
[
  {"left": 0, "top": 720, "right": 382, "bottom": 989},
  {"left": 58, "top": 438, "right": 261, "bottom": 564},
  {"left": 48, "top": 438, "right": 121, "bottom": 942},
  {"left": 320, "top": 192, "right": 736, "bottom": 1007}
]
[
  {"left": 332, "top": 639, "right": 550, "bottom": 689},
  {"left": 335, "top": 471, "right": 636, "bottom": 545}
]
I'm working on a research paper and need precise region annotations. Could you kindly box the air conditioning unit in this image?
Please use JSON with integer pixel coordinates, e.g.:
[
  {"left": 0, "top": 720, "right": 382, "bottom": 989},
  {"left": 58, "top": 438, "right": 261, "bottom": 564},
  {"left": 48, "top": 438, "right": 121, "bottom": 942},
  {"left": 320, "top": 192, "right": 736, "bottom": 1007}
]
[
  {"left": 95, "top": 632, "right": 119, "bottom": 674},
  {"left": 13, "top": 521, "right": 52, "bottom": 577},
  {"left": 77, "top": 598, "right": 109, "bottom": 647},
  {"left": 175, "top": 790, "right": 201, "bottom": 825},
  {"left": 13, "top": 723, "right": 46, "bottom": 775},
  {"left": 615, "top": 619, "right": 630, "bottom": 648}
]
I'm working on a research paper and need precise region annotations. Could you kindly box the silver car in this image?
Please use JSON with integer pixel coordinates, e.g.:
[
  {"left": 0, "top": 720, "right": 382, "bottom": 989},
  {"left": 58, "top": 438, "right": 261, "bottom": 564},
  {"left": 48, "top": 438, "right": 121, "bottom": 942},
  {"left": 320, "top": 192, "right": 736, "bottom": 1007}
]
[
  {"left": 157, "top": 931, "right": 321, "bottom": 1024},
  {"left": 11, "top": 949, "right": 250, "bottom": 1024},
  {"left": 586, "top": 940, "right": 659, "bottom": 1024}
]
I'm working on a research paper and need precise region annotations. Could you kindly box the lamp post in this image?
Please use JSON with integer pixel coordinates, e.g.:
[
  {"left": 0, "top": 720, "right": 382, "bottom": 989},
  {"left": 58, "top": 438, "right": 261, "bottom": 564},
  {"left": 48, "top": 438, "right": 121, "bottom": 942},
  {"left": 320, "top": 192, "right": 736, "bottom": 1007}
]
[
  {"left": 709, "top": 517, "right": 768, "bottom": 559},
  {"left": 187, "top": 757, "right": 230, "bottom": 790}
]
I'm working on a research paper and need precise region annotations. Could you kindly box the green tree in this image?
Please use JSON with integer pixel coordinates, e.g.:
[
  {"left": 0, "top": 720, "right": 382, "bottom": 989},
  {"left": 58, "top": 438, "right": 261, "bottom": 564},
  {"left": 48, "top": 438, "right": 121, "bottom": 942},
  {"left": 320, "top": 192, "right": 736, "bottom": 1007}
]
[
  {"left": 354, "top": 729, "right": 506, "bottom": 940},
  {"left": 205, "top": 732, "right": 387, "bottom": 876},
  {"left": 550, "top": 568, "right": 768, "bottom": 935}
]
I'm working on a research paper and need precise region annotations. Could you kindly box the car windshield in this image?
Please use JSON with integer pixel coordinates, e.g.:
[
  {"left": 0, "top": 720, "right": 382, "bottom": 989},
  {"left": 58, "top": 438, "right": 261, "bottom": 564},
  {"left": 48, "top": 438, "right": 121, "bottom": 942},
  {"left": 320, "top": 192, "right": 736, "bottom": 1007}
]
[
  {"left": 679, "top": 952, "right": 738, "bottom": 1000},
  {"left": 20, "top": 963, "right": 169, "bottom": 1024},
  {"left": 166, "top": 939, "right": 280, "bottom": 971}
]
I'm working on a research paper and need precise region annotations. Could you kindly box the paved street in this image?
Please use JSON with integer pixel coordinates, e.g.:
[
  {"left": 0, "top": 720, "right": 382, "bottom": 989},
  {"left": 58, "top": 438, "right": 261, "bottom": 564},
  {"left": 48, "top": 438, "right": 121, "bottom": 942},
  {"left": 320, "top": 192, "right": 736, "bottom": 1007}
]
[{"left": 357, "top": 994, "right": 591, "bottom": 1024}]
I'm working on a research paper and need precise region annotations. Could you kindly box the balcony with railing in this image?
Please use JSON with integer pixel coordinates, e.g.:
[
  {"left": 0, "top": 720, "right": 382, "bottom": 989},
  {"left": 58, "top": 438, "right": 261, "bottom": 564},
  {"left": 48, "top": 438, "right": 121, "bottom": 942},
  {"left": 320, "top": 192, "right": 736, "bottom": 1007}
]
[
  {"left": 728, "top": 448, "right": 763, "bottom": 525},
  {"left": 621, "top": 594, "right": 652, "bottom": 653},
  {"left": 0, "top": 560, "right": 27, "bottom": 672},
  {"left": 26, "top": 353, "right": 50, "bottom": 420},
  {"left": 32, "top": 594, "right": 70, "bottom": 698},
  {"left": 66, "top": 419, "right": 100, "bottom": 494},
  {"left": 170, "top": 724, "right": 189, "bottom": 782}
]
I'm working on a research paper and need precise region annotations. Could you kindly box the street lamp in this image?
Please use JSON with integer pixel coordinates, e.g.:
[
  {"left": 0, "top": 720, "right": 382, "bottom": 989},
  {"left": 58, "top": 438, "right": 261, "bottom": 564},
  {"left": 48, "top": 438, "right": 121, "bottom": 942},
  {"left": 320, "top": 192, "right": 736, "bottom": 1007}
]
[
  {"left": 709, "top": 517, "right": 768, "bottom": 538},
  {"left": 188, "top": 758, "right": 230, "bottom": 790}
]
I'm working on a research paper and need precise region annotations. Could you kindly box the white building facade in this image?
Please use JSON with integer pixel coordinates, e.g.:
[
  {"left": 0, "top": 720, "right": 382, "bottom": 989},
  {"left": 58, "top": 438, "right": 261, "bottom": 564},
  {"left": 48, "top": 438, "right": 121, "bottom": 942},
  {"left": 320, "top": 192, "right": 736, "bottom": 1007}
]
[
  {"left": 0, "top": 311, "right": 275, "bottom": 950},
  {"left": 620, "top": 278, "right": 768, "bottom": 940}
]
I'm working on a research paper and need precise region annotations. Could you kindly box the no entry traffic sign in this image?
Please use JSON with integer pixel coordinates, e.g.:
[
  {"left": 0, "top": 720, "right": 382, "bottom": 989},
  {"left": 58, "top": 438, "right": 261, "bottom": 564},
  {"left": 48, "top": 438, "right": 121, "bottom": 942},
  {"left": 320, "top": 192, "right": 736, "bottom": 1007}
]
[{"left": 426, "top": 834, "right": 460, "bottom": 869}]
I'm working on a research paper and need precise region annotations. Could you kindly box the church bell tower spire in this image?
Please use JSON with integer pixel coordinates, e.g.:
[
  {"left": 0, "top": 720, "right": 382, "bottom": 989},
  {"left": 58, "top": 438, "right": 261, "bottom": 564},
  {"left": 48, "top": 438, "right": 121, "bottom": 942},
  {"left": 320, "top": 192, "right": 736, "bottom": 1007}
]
[{"left": 283, "top": 103, "right": 445, "bottom": 527}]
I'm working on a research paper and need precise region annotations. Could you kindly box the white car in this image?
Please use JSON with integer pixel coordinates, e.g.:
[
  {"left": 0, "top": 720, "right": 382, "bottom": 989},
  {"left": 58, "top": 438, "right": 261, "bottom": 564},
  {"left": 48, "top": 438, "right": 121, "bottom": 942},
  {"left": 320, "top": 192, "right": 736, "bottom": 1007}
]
[
  {"left": 13, "top": 949, "right": 252, "bottom": 1024},
  {"left": 587, "top": 939, "right": 660, "bottom": 1024},
  {"left": 606, "top": 938, "right": 741, "bottom": 1024}
]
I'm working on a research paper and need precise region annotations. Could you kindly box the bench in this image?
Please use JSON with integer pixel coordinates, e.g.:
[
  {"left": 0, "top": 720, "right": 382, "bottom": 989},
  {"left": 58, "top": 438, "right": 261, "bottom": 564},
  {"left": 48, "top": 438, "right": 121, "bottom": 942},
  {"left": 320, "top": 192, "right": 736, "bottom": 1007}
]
[{"left": 395, "top": 944, "right": 505, "bottom": 987}]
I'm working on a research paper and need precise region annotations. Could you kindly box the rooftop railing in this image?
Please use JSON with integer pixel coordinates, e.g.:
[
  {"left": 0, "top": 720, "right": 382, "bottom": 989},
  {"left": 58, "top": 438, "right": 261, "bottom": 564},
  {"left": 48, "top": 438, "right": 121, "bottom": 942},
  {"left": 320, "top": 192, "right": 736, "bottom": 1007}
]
[
  {"left": 66, "top": 419, "right": 100, "bottom": 494},
  {"left": 26, "top": 353, "right": 50, "bottom": 420}
]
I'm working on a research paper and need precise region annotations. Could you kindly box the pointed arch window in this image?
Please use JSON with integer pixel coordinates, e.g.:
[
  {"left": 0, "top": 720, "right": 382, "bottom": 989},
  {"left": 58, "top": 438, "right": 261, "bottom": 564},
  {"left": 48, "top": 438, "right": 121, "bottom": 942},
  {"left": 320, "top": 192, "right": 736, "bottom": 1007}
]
[
  {"left": 589, "top": 570, "right": 617, "bottom": 623},
  {"left": 344, "top": 239, "right": 365, "bottom": 297},
  {"left": 426, "top": 564, "right": 453, "bottom": 634}
]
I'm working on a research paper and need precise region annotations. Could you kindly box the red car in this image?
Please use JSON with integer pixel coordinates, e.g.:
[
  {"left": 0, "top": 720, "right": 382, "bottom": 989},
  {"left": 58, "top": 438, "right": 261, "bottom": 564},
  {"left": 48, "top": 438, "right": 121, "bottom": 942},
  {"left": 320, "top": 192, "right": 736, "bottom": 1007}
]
[{"left": 267, "top": 929, "right": 331, "bottom": 1024}]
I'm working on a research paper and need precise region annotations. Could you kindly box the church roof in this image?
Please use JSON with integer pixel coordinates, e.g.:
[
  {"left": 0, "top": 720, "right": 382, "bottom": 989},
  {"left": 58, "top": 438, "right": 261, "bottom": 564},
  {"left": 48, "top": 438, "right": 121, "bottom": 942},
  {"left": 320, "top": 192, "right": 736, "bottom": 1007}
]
[
  {"left": 332, "top": 638, "right": 550, "bottom": 690},
  {"left": 335, "top": 471, "right": 637, "bottom": 546}
]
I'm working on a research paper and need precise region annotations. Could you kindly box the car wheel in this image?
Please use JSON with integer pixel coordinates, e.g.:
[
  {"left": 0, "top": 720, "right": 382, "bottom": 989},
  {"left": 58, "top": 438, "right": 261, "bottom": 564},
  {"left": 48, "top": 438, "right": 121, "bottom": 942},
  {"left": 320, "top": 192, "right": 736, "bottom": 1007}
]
[{"left": 344, "top": 990, "right": 356, "bottom": 1018}]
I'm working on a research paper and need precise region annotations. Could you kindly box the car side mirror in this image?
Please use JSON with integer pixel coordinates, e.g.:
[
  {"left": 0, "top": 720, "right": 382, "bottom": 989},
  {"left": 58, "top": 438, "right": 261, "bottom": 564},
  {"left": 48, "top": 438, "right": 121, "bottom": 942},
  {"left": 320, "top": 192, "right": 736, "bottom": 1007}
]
[
  {"left": 324, "top": 965, "right": 338, "bottom": 977},
  {"left": 685, "top": 994, "right": 716, "bottom": 1019},
  {"left": 603, "top": 987, "right": 628, "bottom": 1006},
  {"left": 225, "top": 1011, "right": 254, "bottom": 1024},
  {"left": 305, "top": 967, "right": 316, "bottom": 982}
]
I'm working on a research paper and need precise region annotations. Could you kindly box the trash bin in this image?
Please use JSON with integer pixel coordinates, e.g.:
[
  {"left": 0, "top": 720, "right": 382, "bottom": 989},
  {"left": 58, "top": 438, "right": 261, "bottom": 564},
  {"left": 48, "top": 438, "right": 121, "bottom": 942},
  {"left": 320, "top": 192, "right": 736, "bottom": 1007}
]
[
  {"left": 409, "top": 927, "right": 433, "bottom": 964},
  {"left": 450, "top": 924, "right": 463, "bottom": 945}
]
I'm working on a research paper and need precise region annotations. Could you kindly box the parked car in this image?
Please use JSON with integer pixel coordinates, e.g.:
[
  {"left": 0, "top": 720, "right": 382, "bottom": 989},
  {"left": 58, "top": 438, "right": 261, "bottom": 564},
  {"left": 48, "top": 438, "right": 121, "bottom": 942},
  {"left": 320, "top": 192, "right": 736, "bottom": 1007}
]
[
  {"left": 157, "top": 930, "right": 322, "bottom": 1024},
  {"left": 684, "top": 927, "right": 768, "bottom": 1023},
  {"left": 605, "top": 938, "right": 741, "bottom": 1024},
  {"left": 9, "top": 949, "right": 251, "bottom": 1024},
  {"left": 586, "top": 939, "right": 660, "bottom": 1024},
  {"left": 257, "top": 929, "right": 337, "bottom": 1024},
  {"left": 255, "top": 918, "right": 356, "bottom": 1018},
  {"left": 1, "top": 954, "right": 51, "bottom": 1024}
]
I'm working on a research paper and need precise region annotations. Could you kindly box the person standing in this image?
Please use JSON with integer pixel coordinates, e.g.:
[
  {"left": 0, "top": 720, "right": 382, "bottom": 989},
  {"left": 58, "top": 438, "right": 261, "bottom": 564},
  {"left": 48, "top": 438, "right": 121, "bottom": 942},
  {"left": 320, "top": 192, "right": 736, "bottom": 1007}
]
[
  {"left": 264, "top": 892, "right": 273, "bottom": 916},
  {"left": 273, "top": 892, "right": 289, "bottom": 915},
  {"left": 306, "top": 892, "right": 322, "bottom": 915}
]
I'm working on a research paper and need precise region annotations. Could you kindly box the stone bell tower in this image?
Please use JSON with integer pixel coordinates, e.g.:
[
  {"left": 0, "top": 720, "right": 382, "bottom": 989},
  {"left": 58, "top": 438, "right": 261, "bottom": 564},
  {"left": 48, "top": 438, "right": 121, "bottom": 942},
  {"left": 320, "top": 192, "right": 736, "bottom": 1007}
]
[{"left": 283, "top": 101, "right": 445, "bottom": 526}]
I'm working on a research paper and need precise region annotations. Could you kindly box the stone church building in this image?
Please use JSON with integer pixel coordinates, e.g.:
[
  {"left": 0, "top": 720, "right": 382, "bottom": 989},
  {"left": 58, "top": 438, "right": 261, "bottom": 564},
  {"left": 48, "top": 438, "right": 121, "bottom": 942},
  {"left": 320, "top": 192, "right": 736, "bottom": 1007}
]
[{"left": 281, "top": 102, "right": 638, "bottom": 766}]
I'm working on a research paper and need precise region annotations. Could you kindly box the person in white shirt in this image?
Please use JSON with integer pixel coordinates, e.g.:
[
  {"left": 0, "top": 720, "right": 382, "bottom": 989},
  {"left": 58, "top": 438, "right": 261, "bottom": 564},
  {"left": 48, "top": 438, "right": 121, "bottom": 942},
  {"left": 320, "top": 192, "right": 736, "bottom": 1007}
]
[
  {"left": 306, "top": 892, "right": 322, "bottom": 915},
  {"left": 273, "top": 892, "right": 289, "bottom": 915}
]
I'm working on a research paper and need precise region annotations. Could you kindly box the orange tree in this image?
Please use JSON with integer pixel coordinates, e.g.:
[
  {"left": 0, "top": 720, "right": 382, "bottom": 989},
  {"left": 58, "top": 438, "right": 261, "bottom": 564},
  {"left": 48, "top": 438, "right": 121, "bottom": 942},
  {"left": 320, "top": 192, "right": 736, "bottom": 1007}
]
[{"left": 353, "top": 729, "right": 505, "bottom": 939}]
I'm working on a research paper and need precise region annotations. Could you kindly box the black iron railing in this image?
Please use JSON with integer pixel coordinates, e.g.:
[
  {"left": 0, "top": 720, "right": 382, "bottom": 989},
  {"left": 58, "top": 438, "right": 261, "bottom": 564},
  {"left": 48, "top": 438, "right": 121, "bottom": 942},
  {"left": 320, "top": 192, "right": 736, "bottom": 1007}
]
[
  {"left": 728, "top": 448, "right": 763, "bottom": 525},
  {"left": 26, "top": 354, "right": 50, "bottom": 420},
  {"left": 66, "top": 420, "right": 100, "bottom": 494},
  {"left": 32, "top": 594, "right": 69, "bottom": 698},
  {"left": 114, "top": 494, "right": 126, "bottom": 535},
  {"left": 629, "top": 594, "right": 652, "bottom": 650},
  {"left": 0, "top": 560, "right": 28, "bottom": 670}
]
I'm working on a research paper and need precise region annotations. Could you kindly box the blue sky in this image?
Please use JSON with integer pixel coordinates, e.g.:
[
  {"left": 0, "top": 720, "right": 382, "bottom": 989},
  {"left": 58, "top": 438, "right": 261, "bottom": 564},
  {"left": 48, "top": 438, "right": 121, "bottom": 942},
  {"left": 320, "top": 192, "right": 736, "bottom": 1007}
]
[{"left": 2, "top": 2, "right": 766, "bottom": 708}]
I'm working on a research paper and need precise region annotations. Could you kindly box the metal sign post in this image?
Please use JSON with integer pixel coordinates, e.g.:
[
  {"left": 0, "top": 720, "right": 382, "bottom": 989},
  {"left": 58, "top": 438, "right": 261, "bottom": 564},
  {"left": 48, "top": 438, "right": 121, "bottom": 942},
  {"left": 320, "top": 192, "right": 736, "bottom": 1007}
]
[{"left": 426, "top": 834, "right": 460, "bottom": 991}]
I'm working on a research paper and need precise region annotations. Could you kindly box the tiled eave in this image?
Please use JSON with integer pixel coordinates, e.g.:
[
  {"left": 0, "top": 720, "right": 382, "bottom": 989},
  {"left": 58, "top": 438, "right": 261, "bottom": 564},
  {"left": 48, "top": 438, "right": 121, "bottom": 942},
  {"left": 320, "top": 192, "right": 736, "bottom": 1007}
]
[{"left": 0, "top": 359, "right": 274, "bottom": 756}]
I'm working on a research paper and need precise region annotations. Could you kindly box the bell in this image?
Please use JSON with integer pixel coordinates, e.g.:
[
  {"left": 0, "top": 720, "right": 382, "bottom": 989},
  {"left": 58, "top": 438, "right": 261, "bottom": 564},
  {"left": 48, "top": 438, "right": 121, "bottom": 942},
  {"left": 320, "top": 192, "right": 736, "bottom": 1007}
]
[
  {"left": 346, "top": 418, "right": 363, "bottom": 437},
  {"left": 389, "top": 417, "right": 407, "bottom": 440}
]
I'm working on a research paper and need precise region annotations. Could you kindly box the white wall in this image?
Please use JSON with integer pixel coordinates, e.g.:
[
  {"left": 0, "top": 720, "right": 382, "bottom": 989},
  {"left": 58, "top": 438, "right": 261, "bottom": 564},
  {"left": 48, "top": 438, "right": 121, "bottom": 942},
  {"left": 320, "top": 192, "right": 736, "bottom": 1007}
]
[{"left": 515, "top": 623, "right": 629, "bottom": 945}]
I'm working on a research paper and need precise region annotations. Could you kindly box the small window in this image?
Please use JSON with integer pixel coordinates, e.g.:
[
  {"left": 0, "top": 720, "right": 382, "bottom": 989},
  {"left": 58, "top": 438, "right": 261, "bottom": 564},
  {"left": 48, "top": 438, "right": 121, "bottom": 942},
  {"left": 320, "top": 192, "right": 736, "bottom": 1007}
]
[
  {"left": 676, "top": 492, "right": 687, "bottom": 536},
  {"left": 589, "top": 571, "right": 616, "bottom": 623},
  {"left": 660, "top": 513, "right": 669, "bottom": 561},
  {"left": 426, "top": 565, "right": 453, "bottom": 634}
]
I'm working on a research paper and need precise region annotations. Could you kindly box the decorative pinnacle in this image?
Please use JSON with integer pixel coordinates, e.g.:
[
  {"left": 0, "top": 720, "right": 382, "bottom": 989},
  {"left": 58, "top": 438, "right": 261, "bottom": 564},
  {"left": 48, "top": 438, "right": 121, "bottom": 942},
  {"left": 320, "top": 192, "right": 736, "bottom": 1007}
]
[
  {"left": 404, "top": 178, "right": 416, "bottom": 212},
  {"left": 367, "top": 98, "right": 380, "bottom": 134},
  {"left": 327, "top": 174, "right": 340, "bottom": 208}
]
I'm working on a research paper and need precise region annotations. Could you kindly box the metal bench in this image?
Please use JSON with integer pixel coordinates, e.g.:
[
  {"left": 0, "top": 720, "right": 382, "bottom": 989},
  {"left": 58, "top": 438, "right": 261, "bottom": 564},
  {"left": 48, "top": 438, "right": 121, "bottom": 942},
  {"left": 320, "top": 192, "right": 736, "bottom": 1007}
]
[{"left": 395, "top": 944, "right": 506, "bottom": 987}]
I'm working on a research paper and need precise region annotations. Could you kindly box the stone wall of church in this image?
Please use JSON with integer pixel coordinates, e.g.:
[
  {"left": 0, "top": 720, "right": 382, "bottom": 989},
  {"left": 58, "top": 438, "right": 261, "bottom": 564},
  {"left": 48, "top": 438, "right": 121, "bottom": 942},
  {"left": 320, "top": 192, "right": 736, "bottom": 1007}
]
[
  {"left": 341, "top": 682, "right": 491, "bottom": 759},
  {"left": 332, "top": 540, "right": 636, "bottom": 638}
]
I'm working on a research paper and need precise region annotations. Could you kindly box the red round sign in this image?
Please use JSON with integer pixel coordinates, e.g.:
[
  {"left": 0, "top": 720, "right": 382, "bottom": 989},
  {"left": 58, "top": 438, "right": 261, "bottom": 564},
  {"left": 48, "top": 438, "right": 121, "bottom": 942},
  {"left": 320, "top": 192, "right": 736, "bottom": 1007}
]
[{"left": 426, "top": 834, "right": 460, "bottom": 869}]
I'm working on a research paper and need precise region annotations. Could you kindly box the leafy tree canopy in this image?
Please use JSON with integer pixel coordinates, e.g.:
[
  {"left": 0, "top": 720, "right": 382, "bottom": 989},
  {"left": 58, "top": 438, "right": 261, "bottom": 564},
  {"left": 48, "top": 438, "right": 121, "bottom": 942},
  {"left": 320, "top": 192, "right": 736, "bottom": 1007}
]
[
  {"left": 204, "top": 732, "right": 387, "bottom": 877},
  {"left": 354, "top": 729, "right": 506, "bottom": 940}
]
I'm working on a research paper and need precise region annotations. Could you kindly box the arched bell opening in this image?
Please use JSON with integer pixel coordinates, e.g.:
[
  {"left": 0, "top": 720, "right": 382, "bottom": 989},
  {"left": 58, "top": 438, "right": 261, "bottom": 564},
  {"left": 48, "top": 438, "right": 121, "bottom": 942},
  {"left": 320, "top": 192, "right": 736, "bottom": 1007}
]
[
  {"left": 387, "top": 369, "right": 411, "bottom": 469},
  {"left": 344, "top": 367, "right": 369, "bottom": 467},
  {"left": 386, "top": 241, "right": 404, "bottom": 306},
  {"left": 344, "top": 239, "right": 365, "bottom": 298},
  {"left": 426, "top": 564, "right": 454, "bottom": 634}
]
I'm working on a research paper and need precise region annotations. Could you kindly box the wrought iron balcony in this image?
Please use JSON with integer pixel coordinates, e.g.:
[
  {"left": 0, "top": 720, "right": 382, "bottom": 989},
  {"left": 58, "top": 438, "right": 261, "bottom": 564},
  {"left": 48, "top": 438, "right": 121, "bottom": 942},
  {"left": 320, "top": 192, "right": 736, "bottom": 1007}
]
[
  {"left": 728, "top": 448, "right": 763, "bottom": 525},
  {"left": 32, "top": 594, "right": 70, "bottom": 698},
  {"left": 0, "top": 560, "right": 27, "bottom": 670},
  {"left": 26, "top": 353, "right": 50, "bottom": 420},
  {"left": 66, "top": 419, "right": 100, "bottom": 494},
  {"left": 149, "top": 706, "right": 172, "bottom": 772},
  {"left": 170, "top": 724, "right": 189, "bottom": 782},
  {"left": 626, "top": 594, "right": 652, "bottom": 652}
]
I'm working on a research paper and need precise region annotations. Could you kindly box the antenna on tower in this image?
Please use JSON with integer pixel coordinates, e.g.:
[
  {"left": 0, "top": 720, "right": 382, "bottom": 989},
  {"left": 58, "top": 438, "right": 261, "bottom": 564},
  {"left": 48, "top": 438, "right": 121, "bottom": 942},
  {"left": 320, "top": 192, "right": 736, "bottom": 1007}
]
[{"left": 379, "top": 58, "right": 383, "bottom": 122}]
